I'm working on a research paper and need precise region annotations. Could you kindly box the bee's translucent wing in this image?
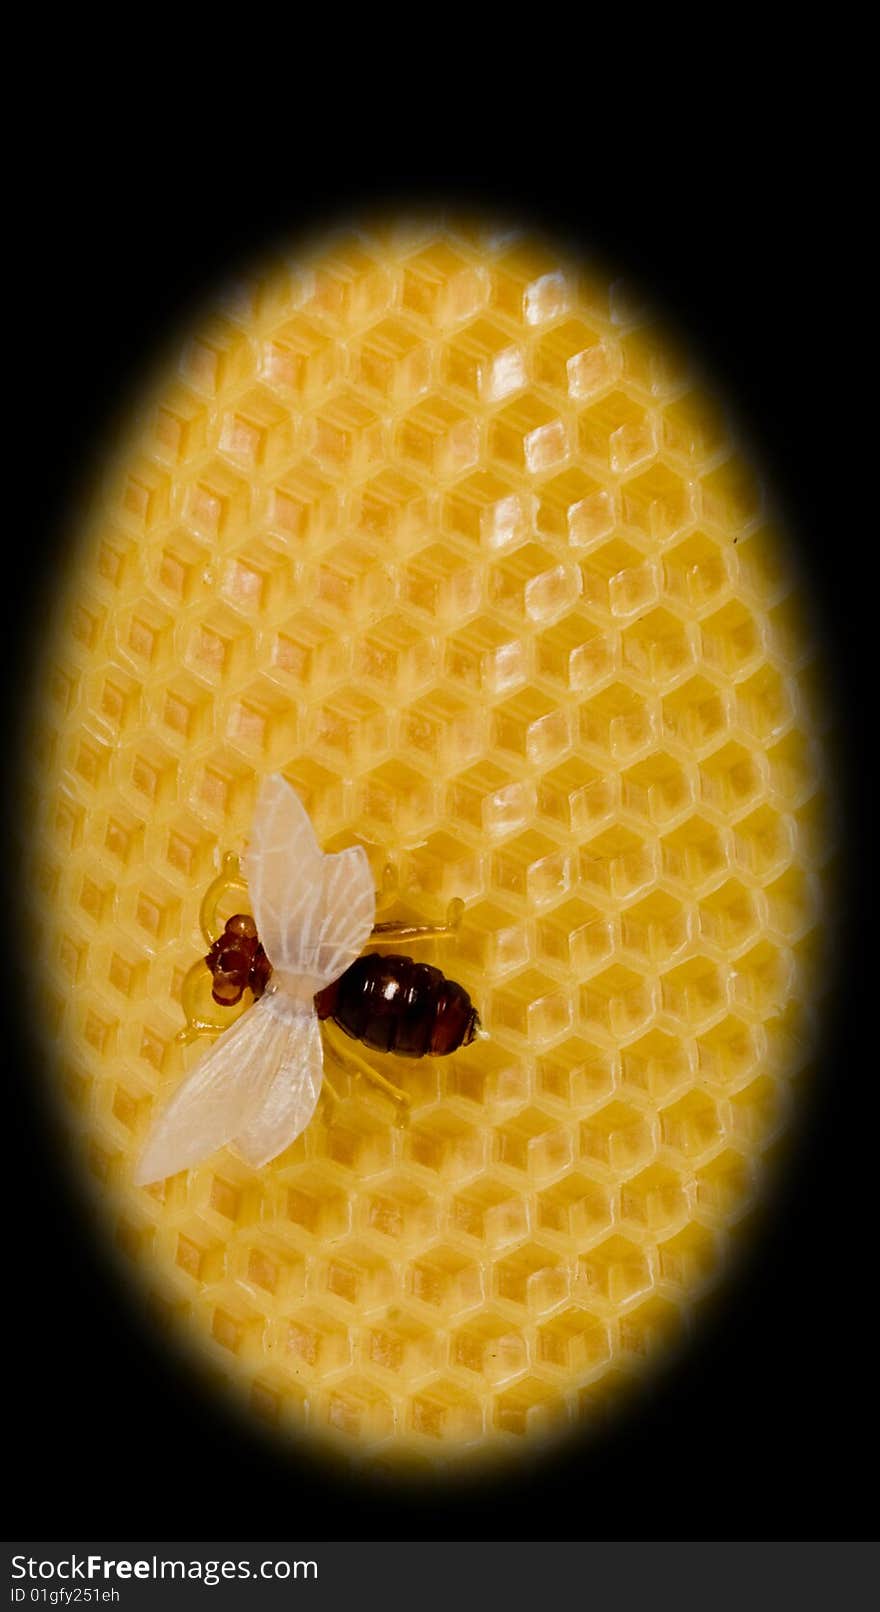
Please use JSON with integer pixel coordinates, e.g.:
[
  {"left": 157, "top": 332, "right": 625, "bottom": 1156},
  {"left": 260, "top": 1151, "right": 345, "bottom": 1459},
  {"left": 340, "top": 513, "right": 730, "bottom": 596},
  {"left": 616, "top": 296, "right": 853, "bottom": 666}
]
[
  {"left": 233, "top": 1002, "right": 323, "bottom": 1167},
  {"left": 244, "top": 773, "right": 375, "bottom": 987},
  {"left": 134, "top": 994, "right": 322, "bottom": 1184}
]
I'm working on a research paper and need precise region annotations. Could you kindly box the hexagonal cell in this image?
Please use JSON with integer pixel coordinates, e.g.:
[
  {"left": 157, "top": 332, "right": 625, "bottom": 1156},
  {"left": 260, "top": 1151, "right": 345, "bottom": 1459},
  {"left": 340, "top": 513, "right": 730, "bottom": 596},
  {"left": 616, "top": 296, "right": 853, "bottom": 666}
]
[
  {"left": 218, "top": 384, "right": 294, "bottom": 474},
  {"left": 270, "top": 611, "right": 348, "bottom": 695},
  {"left": 405, "top": 1109, "right": 484, "bottom": 1180},
  {"left": 537, "top": 1307, "right": 610, "bottom": 1375},
  {"left": 622, "top": 607, "right": 694, "bottom": 685},
  {"left": 536, "top": 466, "right": 615, "bottom": 549},
  {"left": 403, "top": 828, "right": 485, "bottom": 908},
  {"left": 663, "top": 530, "right": 732, "bottom": 611},
  {"left": 621, "top": 890, "right": 692, "bottom": 967},
  {"left": 660, "top": 1090, "right": 721, "bottom": 1157},
  {"left": 532, "top": 317, "right": 614, "bottom": 393},
  {"left": 537, "top": 895, "right": 615, "bottom": 975},
  {"left": 180, "top": 314, "right": 251, "bottom": 397},
  {"left": 306, "top": 240, "right": 390, "bottom": 326},
  {"left": 537, "top": 1036, "right": 617, "bottom": 1108},
  {"left": 409, "top": 1382, "right": 484, "bottom": 1443},
  {"left": 696, "top": 1015, "right": 762, "bottom": 1087},
  {"left": 621, "top": 751, "right": 697, "bottom": 828},
  {"left": 492, "top": 243, "right": 575, "bottom": 326},
  {"left": 358, "top": 1177, "right": 437, "bottom": 1247},
  {"left": 578, "top": 390, "right": 656, "bottom": 472},
  {"left": 489, "top": 967, "right": 572, "bottom": 1044},
  {"left": 618, "top": 1295, "right": 683, "bottom": 1361},
  {"left": 699, "top": 740, "right": 765, "bottom": 814},
  {"left": 535, "top": 613, "right": 616, "bottom": 692},
  {"left": 150, "top": 384, "right": 209, "bottom": 466},
  {"left": 172, "top": 1227, "right": 225, "bottom": 1287},
  {"left": 661, "top": 814, "right": 731, "bottom": 889},
  {"left": 445, "top": 614, "right": 528, "bottom": 697},
  {"left": 286, "top": 1308, "right": 352, "bottom": 1374},
  {"left": 401, "top": 541, "right": 482, "bottom": 624},
  {"left": 658, "top": 1222, "right": 721, "bottom": 1291},
  {"left": 266, "top": 461, "right": 339, "bottom": 548},
  {"left": 701, "top": 599, "right": 763, "bottom": 675},
  {"left": 357, "top": 760, "right": 435, "bottom": 840},
  {"left": 315, "top": 539, "right": 389, "bottom": 623},
  {"left": 117, "top": 457, "right": 172, "bottom": 534},
  {"left": 662, "top": 389, "right": 729, "bottom": 464},
  {"left": 310, "top": 689, "right": 389, "bottom": 771},
  {"left": 396, "top": 396, "right": 480, "bottom": 477},
  {"left": 407, "top": 1245, "right": 483, "bottom": 1312},
  {"left": 451, "top": 1314, "right": 527, "bottom": 1382},
  {"left": 323, "top": 1107, "right": 394, "bottom": 1175},
  {"left": 728, "top": 1074, "right": 787, "bottom": 1148},
  {"left": 698, "top": 879, "right": 762, "bottom": 951},
  {"left": 261, "top": 313, "right": 340, "bottom": 398},
  {"left": 662, "top": 674, "right": 730, "bottom": 751},
  {"left": 701, "top": 458, "right": 763, "bottom": 530},
  {"left": 494, "top": 1241, "right": 569, "bottom": 1311},
  {"left": 620, "top": 1163, "right": 688, "bottom": 1234},
  {"left": 401, "top": 692, "right": 485, "bottom": 774},
  {"left": 350, "top": 469, "right": 430, "bottom": 556},
  {"left": 209, "top": 1303, "right": 264, "bottom": 1363},
  {"left": 694, "top": 1147, "right": 755, "bottom": 1222},
  {"left": 489, "top": 395, "right": 570, "bottom": 475},
  {"left": 620, "top": 1028, "right": 692, "bottom": 1101},
  {"left": 351, "top": 315, "right": 431, "bottom": 402},
  {"left": 580, "top": 1099, "right": 655, "bottom": 1172},
  {"left": 306, "top": 393, "right": 381, "bottom": 473},
  {"left": 494, "top": 1376, "right": 569, "bottom": 1440},
  {"left": 579, "top": 1235, "right": 652, "bottom": 1307},
  {"left": 491, "top": 829, "right": 571, "bottom": 907},
  {"left": 660, "top": 955, "right": 727, "bottom": 1027},
  {"left": 365, "top": 1314, "right": 438, "bottom": 1380},
  {"left": 226, "top": 679, "right": 300, "bottom": 767},
  {"left": 735, "top": 663, "right": 793, "bottom": 745},
  {"left": 354, "top": 614, "right": 436, "bottom": 700},
  {"left": 579, "top": 681, "right": 656, "bottom": 761},
  {"left": 490, "top": 542, "right": 582, "bottom": 626},
  {"left": 492, "top": 688, "right": 572, "bottom": 767},
  {"left": 763, "top": 867, "right": 819, "bottom": 942},
  {"left": 441, "top": 315, "right": 526, "bottom": 402},
  {"left": 454, "top": 898, "right": 529, "bottom": 977},
  {"left": 581, "top": 536, "right": 658, "bottom": 617},
  {"left": 766, "top": 729, "right": 820, "bottom": 807},
  {"left": 731, "top": 940, "right": 794, "bottom": 1017},
  {"left": 536, "top": 1172, "right": 612, "bottom": 1242},
  {"left": 494, "top": 1106, "right": 573, "bottom": 1178},
  {"left": 182, "top": 459, "right": 252, "bottom": 545},
  {"left": 450, "top": 1176, "right": 529, "bottom": 1248},
  {"left": 446, "top": 759, "right": 534, "bottom": 840},
  {"left": 324, "top": 1379, "right": 395, "bottom": 1444},
  {"left": 319, "top": 1242, "right": 394, "bottom": 1309},
  {"left": 621, "top": 463, "right": 695, "bottom": 542},
  {"left": 538, "top": 758, "right": 619, "bottom": 836},
  {"left": 793, "top": 790, "right": 834, "bottom": 870},
  {"left": 731, "top": 523, "right": 790, "bottom": 603},
  {"left": 580, "top": 825, "right": 657, "bottom": 902},
  {"left": 402, "top": 241, "right": 489, "bottom": 326}
]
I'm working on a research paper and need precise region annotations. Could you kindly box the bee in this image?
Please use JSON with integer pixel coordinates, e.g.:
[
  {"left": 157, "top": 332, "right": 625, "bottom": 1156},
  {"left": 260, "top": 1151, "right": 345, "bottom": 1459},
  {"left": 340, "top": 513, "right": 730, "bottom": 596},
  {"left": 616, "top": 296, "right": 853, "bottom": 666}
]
[{"left": 135, "top": 774, "right": 481, "bottom": 1184}]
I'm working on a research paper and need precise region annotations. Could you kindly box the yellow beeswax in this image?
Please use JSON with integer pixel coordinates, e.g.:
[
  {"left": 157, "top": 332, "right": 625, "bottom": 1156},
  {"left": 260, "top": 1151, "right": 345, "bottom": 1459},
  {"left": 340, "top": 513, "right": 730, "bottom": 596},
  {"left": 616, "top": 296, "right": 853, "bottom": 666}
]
[{"left": 30, "top": 221, "right": 830, "bottom": 1467}]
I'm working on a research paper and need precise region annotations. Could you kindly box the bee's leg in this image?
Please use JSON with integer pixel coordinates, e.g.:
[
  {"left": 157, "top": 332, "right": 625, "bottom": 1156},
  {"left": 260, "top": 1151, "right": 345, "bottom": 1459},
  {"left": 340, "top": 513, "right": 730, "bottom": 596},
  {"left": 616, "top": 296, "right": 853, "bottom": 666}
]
[
  {"left": 322, "top": 1022, "right": 411, "bottom": 1108},
  {"left": 177, "top": 957, "right": 233, "bottom": 1045},
  {"left": 198, "top": 852, "right": 249, "bottom": 947},
  {"left": 321, "top": 1066, "right": 342, "bottom": 1105},
  {"left": 366, "top": 896, "right": 465, "bottom": 946}
]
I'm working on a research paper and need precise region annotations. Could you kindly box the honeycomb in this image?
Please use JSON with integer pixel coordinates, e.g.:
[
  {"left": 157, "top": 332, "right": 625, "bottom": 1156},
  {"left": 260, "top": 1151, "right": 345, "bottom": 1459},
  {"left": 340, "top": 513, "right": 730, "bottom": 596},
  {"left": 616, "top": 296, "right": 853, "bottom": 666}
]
[{"left": 28, "top": 220, "right": 831, "bottom": 1467}]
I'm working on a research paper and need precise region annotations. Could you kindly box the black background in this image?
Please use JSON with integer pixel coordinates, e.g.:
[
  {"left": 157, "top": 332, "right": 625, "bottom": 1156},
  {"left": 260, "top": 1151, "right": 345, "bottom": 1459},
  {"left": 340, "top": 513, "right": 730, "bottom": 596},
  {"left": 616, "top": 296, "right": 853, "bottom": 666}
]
[{"left": 5, "top": 148, "right": 874, "bottom": 1541}]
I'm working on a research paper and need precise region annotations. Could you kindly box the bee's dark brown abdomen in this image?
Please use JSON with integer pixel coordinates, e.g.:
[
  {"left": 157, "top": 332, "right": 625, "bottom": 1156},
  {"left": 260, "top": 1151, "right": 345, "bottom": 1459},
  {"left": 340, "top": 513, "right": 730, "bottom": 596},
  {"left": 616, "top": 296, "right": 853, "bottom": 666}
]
[{"left": 314, "top": 953, "right": 479, "bottom": 1057}]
